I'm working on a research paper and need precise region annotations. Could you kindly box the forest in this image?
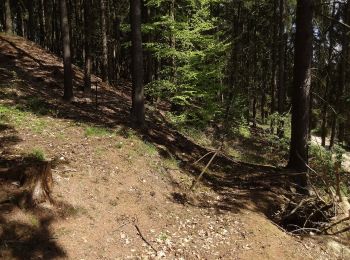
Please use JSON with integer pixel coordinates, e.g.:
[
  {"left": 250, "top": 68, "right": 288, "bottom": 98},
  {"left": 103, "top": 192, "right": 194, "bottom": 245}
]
[{"left": 0, "top": 0, "right": 350, "bottom": 259}]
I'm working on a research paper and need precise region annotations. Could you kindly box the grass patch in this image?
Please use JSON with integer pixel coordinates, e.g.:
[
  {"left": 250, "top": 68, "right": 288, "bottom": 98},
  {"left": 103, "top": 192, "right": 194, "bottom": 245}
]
[
  {"left": 31, "top": 120, "right": 48, "bottom": 134},
  {"left": 28, "top": 214, "right": 40, "bottom": 228},
  {"left": 163, "top": 157, "right": 179, "bottom": 170},
  {"left": 27, "top": 148, "right": 46, "bottom": 161},
  {"left": 117, "top": 127, "right": 137, "bottom": 139},
  {"left": 85, "top": 126, "right": 113, "bottom": 137},
  {"left": 139, "top": 141, "right": 158, "bottom": 156},
  {"left": 0, "top": 103, "right": 28, "bottom": 126}
]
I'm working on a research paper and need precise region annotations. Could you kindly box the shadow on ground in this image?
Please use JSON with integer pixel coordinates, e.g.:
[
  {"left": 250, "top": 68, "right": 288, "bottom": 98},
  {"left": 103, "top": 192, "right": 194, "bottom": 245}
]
[
  {"left": 0, "top": 34, "right": 296, "bottom": 235},
  {"left": 0, "top": 98, "right": 73, "bottom": 259}
]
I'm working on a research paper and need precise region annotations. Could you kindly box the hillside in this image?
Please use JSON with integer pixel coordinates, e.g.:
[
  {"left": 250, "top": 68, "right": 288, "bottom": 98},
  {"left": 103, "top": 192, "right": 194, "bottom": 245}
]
[{"left": 0, "top": 34, "right": 347, "bottom": 259}]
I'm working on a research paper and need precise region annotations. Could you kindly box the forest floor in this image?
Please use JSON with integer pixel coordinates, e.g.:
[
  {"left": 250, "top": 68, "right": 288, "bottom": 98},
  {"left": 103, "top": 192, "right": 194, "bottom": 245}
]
[{"left": 0, "top": 33, "right": 349, "bottom": 259}]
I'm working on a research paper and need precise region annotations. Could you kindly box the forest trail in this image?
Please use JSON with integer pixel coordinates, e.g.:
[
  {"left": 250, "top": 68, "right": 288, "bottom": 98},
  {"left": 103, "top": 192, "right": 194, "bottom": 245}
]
[{"left": 0, "top": 34, "right": 346, "bottom": 259}]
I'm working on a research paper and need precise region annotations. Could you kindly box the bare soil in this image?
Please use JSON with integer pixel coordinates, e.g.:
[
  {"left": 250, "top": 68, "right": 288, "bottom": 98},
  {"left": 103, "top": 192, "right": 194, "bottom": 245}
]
[{"left": 0, "top": 33, "right": 348, "bottom": 259}]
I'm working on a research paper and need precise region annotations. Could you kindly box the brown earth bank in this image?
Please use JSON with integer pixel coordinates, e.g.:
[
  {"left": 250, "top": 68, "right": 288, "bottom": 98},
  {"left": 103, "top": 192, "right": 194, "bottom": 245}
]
[{"left": 0, "top": 33, "right": 348, "bottom": 259}]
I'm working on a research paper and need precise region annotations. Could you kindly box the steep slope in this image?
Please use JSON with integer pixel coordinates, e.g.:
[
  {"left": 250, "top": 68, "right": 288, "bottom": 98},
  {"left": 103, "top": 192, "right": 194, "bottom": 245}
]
[{"left": 0, "top": 33, "right": 344, "bottom": 259}]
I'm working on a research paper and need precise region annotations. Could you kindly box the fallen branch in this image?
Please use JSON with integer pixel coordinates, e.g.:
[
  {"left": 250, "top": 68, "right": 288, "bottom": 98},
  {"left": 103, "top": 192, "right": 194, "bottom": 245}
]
[
  {"left": 134, "top": 224, "right": 158, "bottom": 255},
  {"left": 321, "top": 215, "right": 350, "bottom": 233},
  {"left": 290, "top": 227, "right": 322, "bottom": 234},
  {"left": 192, "top": 151, "right": 215, "bottom": 166},
  {"left": 190, "top": 150, "right": 218, "bottom": 191},
  {"left": 329, "top": 225, "right": 350, "bottom": 235}
]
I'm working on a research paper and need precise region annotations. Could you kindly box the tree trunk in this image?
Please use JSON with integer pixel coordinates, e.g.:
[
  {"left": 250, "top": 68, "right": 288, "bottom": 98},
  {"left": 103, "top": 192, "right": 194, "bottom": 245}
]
[
  {"left": 169, "top": 0, "right": 176, "bottom": 82},
  {"left": 27, "top": 0, "right": 35, "bottom": 40},
  {"left": 84, "top": 0, "right": 92, "bottom": 94},
  {"left": 4, "top": 0, "right": 12, "bottom": 33},
  {"left": 16, "top": 2, "right": 24, "bottom": 36},
  {"left": 101, "top": 0, "right": 109, "bottom": 83},
  {"left": 277, "top": 0, "right": 286, "bottom": 138},
  {"left": 39, "top": 0, "right": 46, "bottom": 46},
  {"left": 130, "top": 0, "right": 145, "bottom": 127},
  {"left": 0, "top": 161, "right": 53, "bottom": 205},
  {"left": 288, "top": 0, "right": 314, "bottom": 191},
  {"left": 337, "top": 2, "right": 350, "bottom": 144},
  {"left": 270, "top": 0, "right": 278, "bottom": 133},
  {"left": 60, "top": 0, "right": 74, "bottom": 101}
]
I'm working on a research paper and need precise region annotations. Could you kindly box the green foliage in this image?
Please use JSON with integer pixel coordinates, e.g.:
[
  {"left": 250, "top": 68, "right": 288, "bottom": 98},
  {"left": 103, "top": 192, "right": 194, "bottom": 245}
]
[
  {"left": 25, "top": 97, "right": 50, "bottom": 115},
  {"left": 143, "top": 0, "right": 228, "bottom": 125},
  {"left": 85, "top": 126, "right": 113, "bottom": 137},
  {"left": 27, "top": 148, "right": 46, "bottom": 161},
  {"left": 236, "top": 124, "right": 251, "bottom": 139},
  {"left": 31, "top": 120, "right": 48, "bottom": 134},
  {"left": 0, "top": 104, "right": 27, "bottom": 126},
  {"left": 309, "top": 144, "right": 347, "bottom": 195},
  {"left": 139, "top": 141, "right": 158, "bottom": 156}
]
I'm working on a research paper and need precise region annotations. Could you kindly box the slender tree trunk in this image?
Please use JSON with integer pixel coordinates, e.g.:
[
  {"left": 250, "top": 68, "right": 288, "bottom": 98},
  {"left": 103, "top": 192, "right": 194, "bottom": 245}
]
[
  {"left": 39, "top": 0, "right": 46, "bottom": 46},
  {"left": 330, "top": 115, "right": 336, "bottom": 149},
  {"left": 144, "top": 5, "right": 153, "bottom": 84},
  {"left": 337, "top": 2, "right": 350, "bottom": 144},
  {"left": 27, "top": 0, "right": 35, "bottom": 40},
  {"left": 4, "top": 0, "right": 12, "bottom": 33},
  {"left": 261, "top": 91, "right": 266, "bottom": 124},
  {"left": 277, "top": 0, "right": 286, "bottom": 138},
  {"left": 101, "top": 0, "right": 109, "bottom": 83},
  {"left": 270, "top": 0, "right": 278, "bottom": 133},
  {"left": 115, "top": 17, "right": 121, "bottom": 81},
  {"left": 60, "top": 0, "right": 74, "bottom": 101},
  {"left": 252, "top": 97, "right": 257, "bottom": 127},
  {"left": 84, "top": 0, "right": 92, "bottom": 94},
  {"left": 130, "top": 0, "right": 145, "bottom": 126},
  {"left": 169, "top": 0, "right": 176, "bottom": 81},
  {"left": 16, "top": 2, "right": 24, "bottom": 36},
  {"left": 288, "top": 0, "right": 314, "bottom": 191}
]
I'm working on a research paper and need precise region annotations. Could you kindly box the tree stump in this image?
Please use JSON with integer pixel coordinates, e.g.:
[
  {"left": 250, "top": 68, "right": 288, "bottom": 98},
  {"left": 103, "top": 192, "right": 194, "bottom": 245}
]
[
  {"left": 0, "top": 160, "right": 53, "bottom": 205},
  {"left": 22, "top": 161, "right": 53, "bottom": 204}
]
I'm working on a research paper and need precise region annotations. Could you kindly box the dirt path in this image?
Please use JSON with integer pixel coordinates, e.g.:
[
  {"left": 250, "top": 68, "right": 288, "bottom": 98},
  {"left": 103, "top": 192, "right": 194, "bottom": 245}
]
[{"left": 0, "top": 33, "right": 346, "bottom": 259}]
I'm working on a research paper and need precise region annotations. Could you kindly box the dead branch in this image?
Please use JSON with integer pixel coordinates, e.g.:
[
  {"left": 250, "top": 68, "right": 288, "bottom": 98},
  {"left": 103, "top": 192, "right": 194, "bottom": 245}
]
[
  {"left": 321, "top": 215, "right": 350, "bottom": 233},
  {"left": 192, "top": 151, "right": 215, "bottom": 166},
  {"left": 329, "top": 225, "right": 350, "bottom": 235},
  {"left": 134, "top": 224, "right": 158, "bottom": 255},
  {"left": 190, "top": 150, "right": 218, "bottom": 191}
]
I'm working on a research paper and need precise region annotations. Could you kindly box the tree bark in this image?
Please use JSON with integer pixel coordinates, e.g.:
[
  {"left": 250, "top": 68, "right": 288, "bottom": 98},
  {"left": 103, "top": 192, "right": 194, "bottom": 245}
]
[
  {"left": 84, "top": 0, "right": 92, "bottom": 94},
  {"left": 277, "top": 0, "right": 286, "bottom": 138},
  {"left": 101, "top": 0, "right": 109, "bottom": 83},
  {"left": 4, "top": 0, "right": 12, "bottom": 33},
  {"left": 337, "top": 2, "right": 350, "bottom": 144},
  {"left": 130, "top": 0, "right": 145, "bottom": 127},
  {"left": 39, "top": 0, "right": 46, "bottom": 46},
  {"left": 270, "top": 0, "right": 278, "bottom": 133},
  {"left": 16, "top": 2, "right": 24, "bottom": 36},
  {"left": 60, "top": 0, "right": 74, "bottom": 101},
  {"left": 27, "top": 0, "right": 35, "bottom": 40},
  {"left": 288, "top": 0, "right": 314, "bottom": 191}
]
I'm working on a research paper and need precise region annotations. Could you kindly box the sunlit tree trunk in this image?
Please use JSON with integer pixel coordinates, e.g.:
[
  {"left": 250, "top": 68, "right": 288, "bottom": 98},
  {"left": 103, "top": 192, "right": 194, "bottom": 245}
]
[
  {"left": 4, "top": 0, "right": 12, "bottom": 33},
  {"left": 130, "top": 0, "right": 145, "bottom": 126},
  {"left": 84, "top": 0, "right": 92, "bottom": 94}
]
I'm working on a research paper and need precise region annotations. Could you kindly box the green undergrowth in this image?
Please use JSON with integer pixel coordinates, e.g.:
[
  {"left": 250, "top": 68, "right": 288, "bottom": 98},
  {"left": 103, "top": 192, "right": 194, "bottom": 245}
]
[
  {"left": 27, "top": 148, "right": 46, "bottom": 161},
  {"left": 309, "top": 144, "right": 349, "bottom": 197},
  {"left": 85, "top": 126, "right": 114, "bottom": 137},
  {"left": 0, "top": 103, "right": 53, "bottom": 135},
  {"left": 0, "top": 103, "right": 28, "bottom": 126}
]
